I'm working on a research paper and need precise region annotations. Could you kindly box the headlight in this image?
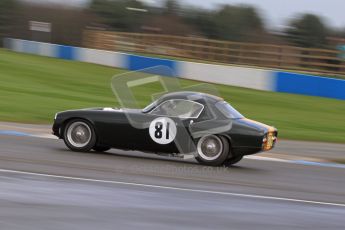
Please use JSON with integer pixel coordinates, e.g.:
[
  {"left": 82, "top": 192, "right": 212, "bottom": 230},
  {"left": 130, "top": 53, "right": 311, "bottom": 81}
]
[{"left": 54, "top": 113, "right": 59, "bottom": 120}]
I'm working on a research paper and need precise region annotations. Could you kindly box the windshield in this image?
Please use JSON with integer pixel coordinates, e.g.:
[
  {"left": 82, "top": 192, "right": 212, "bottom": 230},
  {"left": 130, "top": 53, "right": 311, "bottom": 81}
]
[
  {"left": 142, "top": 101, "right": 157, "bottom": 113},
  {"left": 215, "top": 101, "right": 244, "bottom": 119}
]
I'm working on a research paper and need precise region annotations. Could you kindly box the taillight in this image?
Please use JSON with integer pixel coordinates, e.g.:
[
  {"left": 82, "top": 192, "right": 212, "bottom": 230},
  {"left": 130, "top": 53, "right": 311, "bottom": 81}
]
[{"left": 262, "top": 132, "right": 276, "bottom": 151}]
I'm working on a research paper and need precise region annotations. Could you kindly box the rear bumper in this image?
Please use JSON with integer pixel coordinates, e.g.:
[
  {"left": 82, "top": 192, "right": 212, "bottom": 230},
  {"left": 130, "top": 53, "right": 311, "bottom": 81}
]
[{"left": 232, "top": 147, "right": 262, "bottom": 156}]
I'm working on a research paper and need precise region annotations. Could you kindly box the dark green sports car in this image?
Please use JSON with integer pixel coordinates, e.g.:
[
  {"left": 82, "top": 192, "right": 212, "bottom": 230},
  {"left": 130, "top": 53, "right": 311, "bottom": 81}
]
[{"left": 53, "top": 91, "right": 278, "bottom": 166}]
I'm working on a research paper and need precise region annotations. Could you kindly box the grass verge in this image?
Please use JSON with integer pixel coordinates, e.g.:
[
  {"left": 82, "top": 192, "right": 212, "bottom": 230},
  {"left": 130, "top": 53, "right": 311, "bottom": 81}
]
[{"left": 0, "top": 49, "right": 344, "bottom": 143}]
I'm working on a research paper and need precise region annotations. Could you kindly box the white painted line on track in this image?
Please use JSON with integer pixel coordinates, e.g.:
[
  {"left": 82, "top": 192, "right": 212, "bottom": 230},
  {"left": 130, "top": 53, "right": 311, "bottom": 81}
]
[
  {"left": 32, "top": 134, "right": 58, "bottom": 139},
  {"left": 0, "top": 168, "right": 344, "bottom": 208},
  {"left": 0, "top": 130, "right": 57, "bottom": 139},
  {"left": 245, "top": 155, "right": 345, "bottom": 169},
  {"left": 245, "top": 155, "right": 291, "bottom": 163}
]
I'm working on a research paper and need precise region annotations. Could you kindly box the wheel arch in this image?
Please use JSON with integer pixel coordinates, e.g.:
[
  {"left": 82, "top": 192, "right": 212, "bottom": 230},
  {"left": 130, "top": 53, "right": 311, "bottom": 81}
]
[{"left": 218, "top": 133, "right": 233, "bottom": 158}]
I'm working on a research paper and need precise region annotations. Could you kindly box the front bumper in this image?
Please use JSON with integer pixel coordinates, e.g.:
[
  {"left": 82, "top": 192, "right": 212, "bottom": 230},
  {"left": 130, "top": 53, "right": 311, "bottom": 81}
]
[{"left": 52, "top": 123, "right": 61, "bottom": 138}]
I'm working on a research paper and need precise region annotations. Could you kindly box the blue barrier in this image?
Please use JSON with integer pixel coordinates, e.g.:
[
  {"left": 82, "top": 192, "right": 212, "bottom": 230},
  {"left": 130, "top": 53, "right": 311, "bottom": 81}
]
[
  {"left": 4, "top": 38, "right": 345, "bottom": 101},
  {"left": 57, "top": 45, "right": 76, "bottom": 60},
  {"left": 127, "top": 54, "right": 178, "bottom": 77},
  {"left": 274, "top": 72, "right": 345, "bottom": 100}
]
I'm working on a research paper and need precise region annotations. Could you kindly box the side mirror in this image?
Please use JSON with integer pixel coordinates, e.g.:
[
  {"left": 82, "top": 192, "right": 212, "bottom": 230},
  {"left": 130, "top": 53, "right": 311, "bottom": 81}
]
[{"left": 189, "top": 120, "right": 194, "bottom": 125}]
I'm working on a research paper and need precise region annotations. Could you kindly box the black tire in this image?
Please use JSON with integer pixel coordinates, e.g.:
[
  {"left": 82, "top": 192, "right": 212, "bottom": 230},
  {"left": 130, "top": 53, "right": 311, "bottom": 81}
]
[
  {"left": 93, "top": 146, "right": 111, "bottom": 152},
  {"left": 195, "top": 135, "right": 229, "bottom": 166},
  {"left": 63, "top": 119, "right": 96, "bottom": 152},
  {"left": 223, "top": 155, "right": 243, "bottom": 166}
]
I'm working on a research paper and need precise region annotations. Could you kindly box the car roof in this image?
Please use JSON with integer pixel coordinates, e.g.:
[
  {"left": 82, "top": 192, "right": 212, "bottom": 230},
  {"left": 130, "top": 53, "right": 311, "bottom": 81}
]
[{"left": 157, "top": 91, "right": 223, "bottom": 104}]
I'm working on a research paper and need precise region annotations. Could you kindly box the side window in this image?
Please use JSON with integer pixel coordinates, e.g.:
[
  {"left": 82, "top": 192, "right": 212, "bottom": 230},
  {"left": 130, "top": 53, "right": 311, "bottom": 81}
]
[
  {"left": 150, "top": 100, "right": 203, "bottom": 119},
  {"left": 197, "top": 107, "right": 213, "bottom": 121}
]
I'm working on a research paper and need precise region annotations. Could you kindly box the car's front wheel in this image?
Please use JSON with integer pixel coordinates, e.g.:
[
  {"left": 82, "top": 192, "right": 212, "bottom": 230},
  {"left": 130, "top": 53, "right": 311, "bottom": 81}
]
[
  {"left": 195, "top": 135, "right": 229, "bottom": 166},
  {"left": 63, "top": 119, "right": 96, "bottom": 152}
]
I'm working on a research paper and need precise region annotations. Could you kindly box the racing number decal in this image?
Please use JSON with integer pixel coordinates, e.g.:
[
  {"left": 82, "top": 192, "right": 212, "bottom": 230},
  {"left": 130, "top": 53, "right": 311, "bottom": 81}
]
[
  {"left": 154, "top": 122, "right": 170, "bottom": 139},
  {"left": 149, "top": 117, "right": 176, "bottom": 144},
  {"left": 154, "top": 122, "right": 163, "bottom": 139}
]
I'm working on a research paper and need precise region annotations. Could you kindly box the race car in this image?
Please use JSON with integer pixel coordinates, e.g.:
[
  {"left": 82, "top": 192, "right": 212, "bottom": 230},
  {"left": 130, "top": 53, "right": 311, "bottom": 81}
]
[{"left": 52, "top": 91, "right": 277, "bottom": 166}]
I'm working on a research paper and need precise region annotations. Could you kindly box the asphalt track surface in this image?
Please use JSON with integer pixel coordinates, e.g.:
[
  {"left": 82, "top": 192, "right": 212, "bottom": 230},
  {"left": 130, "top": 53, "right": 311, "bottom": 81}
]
[{"left": 0, "top": 130, "right": 345, "bottom": 229}]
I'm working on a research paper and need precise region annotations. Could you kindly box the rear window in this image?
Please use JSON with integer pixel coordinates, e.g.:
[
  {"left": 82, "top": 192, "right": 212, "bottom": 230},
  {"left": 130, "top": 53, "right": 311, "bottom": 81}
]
[{"left": 215, "top": 101, "right": 244, "bottom": 119}]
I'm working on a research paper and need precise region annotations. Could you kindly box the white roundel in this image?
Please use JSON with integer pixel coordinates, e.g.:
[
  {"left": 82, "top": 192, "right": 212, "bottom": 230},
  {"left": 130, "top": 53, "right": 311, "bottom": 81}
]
[{"left": 149, "top": 117, "right": 177, "bottom": 145}]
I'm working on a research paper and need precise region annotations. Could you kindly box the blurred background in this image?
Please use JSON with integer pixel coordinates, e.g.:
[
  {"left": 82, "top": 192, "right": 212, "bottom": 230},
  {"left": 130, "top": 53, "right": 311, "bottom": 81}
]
[
  {"left": 0, "top": 3, "right": 345, "bottom": 229},
  {"left": 0, "top": 0, "right": 344, "bottom": 144},
  {"left": 1, "top": 0, "right": 345, "bottom": 76}
]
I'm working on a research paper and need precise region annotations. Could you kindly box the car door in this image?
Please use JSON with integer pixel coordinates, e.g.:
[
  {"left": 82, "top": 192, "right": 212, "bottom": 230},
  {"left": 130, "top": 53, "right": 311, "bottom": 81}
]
[
  {"left": 137, "top": 99, "right": 204, "bottom": 154},
  {"left": 93, "top": 107, "right": 180, "bottom": 153}
]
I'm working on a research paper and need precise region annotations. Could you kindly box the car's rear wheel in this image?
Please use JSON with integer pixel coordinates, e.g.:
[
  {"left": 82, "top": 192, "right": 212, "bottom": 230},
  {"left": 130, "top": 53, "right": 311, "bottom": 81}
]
[
  {"left": 223, "top": 155, "right": 243, "bottom": 166},
  {"left": 195, "top": 135, "right": 229, "bottom": 166},
  {"left": 63, "top": 119, "right": 96, "bottom": 152}
]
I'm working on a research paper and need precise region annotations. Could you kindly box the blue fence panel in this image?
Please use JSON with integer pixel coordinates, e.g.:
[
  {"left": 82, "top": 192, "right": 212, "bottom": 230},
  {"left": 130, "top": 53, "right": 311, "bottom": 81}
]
[
  {"left": 57, "top": 45, "right": 76, "bottom": 60},
  {"left": 275, "top": 72, "right": 345, "bottom": 100},
  {"left": 127, "top": 55, "right": 178, "bottom": 77}
]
